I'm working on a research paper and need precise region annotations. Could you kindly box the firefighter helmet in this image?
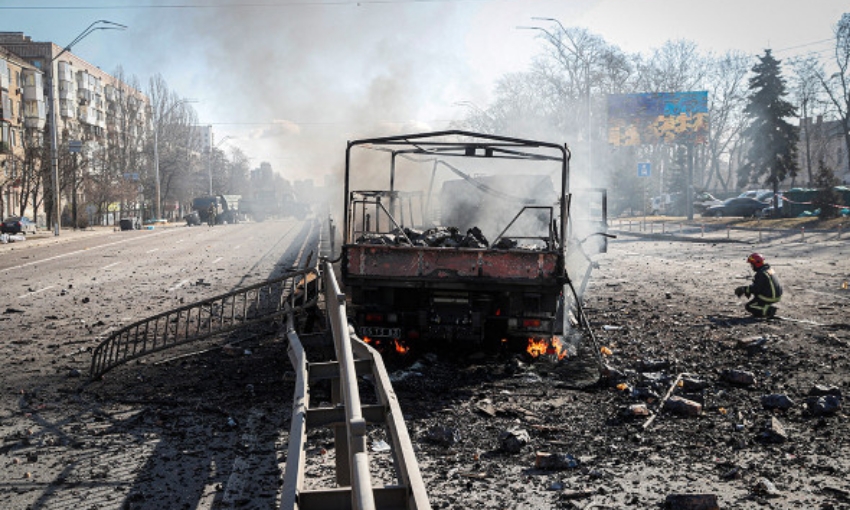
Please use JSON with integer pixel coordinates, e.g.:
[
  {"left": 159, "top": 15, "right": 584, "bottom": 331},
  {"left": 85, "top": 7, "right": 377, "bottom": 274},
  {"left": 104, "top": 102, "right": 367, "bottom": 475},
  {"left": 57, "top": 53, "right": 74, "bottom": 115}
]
[{"left": 747, "top": 252, "right": 765, "bottom": 268}]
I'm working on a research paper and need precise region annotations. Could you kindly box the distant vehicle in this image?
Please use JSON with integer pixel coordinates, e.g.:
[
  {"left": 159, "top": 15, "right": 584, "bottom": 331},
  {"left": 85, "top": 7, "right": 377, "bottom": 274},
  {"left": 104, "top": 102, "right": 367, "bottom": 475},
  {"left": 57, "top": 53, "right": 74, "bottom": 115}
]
[
  {"left": 738, "top": 189, "right": 771, "bottom": 199},
  {"left": 191, "top": 195, "right": 241, "bottom": 225},
  {"left": 757, "top": 191, "right": 784, "bottom": 216},
  {"left": 183, "top": 211, "right": 201, "bottom": 226},
  {"left": 702, "top": 197, "right": 770, "bottom": 217},
  {"left": 693, "top": 192, "right": 723, "bottom": 213},
  {"left": 651, "top": 192, "right": 721, "bottom": 215},
  {"left": 650, "top": 193, "right": 680, "bottom": 215},
  {"left": 1, "top": 216, "right": 37, "bottom": 235}
]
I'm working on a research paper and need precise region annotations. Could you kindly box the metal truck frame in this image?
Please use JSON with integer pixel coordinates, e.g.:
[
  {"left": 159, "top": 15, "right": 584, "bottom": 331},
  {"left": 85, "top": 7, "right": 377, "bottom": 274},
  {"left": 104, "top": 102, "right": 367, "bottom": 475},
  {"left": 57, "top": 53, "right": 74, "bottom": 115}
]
[{"left": 341, "top": 130, "right": 602, "bottom": 352}]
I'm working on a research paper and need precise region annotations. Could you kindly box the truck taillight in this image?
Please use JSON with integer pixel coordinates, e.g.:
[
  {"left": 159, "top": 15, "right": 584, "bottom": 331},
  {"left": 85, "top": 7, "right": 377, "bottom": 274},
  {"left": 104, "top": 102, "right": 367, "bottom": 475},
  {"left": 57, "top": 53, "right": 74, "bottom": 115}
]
[
  {"left": 523, "top": 319, "right": 541, "bottom": 328},
  {"left": 365, "top": 313, "right": 383, "bottom": 322}
]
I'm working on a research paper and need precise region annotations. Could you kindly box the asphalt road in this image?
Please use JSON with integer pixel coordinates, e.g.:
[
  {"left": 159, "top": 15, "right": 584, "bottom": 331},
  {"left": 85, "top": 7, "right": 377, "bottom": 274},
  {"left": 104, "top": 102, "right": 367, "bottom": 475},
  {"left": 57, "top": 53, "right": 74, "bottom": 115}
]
[{"left": 0, "top": 218, "right": 320, "bottom": 510}]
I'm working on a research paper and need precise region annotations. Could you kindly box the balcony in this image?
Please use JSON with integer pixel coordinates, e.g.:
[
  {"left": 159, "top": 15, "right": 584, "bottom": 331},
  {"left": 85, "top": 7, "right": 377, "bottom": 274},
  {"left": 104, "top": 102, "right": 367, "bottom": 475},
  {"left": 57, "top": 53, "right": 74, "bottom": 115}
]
[
  {"left": 78, "top": 89, "right": 92, "bottom": 104},
  {"left": 25, "top": 116, "right": 46, "bottom": 130},
  {"left": 22, "top": 70, "right": 43, "bottom": 101},
  {"left": 57, "top": 61, "right": 74, "bottom": 82}
]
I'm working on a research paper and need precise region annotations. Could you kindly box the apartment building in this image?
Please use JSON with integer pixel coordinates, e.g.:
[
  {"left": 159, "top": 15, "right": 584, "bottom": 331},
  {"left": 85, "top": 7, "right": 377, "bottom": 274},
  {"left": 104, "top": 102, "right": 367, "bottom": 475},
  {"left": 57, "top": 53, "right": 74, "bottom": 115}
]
[
  {"left": 0, "top": 32, "right": 149, "bottom": 227},
  {"left": 0, "top": 46, "right": 46, "bottom": 220},
  {"left": 798, "top": 116, "right": 850, "bottom": 185}
]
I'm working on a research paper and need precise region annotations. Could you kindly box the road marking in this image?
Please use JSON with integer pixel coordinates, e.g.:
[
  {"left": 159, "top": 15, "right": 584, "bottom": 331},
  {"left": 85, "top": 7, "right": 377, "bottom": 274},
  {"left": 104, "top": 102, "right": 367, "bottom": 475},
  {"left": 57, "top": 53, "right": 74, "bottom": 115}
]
[
  {"left": 806, "top": 289, "right": 850, "bottom": 301},
  {"left": 0, "top": 229, "right": 181, "bottom": 274},
  {"left": 168, "top": 279, "right": 191, "bottom": 292},
  {"left": 233, "top": 245, "right": 241, "bottom": 250},
  {"left": 18, "top": 285, "right": 55, "bottom": 299},
  {"left": 212, "top": 256, "right": 223, "bottom": 264},
  {"left": 146, "top": 248, "right": 159, "bottom": 254},
  {"left": 103, "top": 261, "right": 122, "bottom": 269}
]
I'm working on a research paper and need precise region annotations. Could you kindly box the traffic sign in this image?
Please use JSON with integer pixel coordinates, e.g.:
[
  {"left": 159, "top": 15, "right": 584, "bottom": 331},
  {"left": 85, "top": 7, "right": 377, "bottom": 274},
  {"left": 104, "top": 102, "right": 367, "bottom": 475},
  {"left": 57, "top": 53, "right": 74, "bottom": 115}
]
[{"left": 637, "top": 162, "right": 651, "bottom": 177}]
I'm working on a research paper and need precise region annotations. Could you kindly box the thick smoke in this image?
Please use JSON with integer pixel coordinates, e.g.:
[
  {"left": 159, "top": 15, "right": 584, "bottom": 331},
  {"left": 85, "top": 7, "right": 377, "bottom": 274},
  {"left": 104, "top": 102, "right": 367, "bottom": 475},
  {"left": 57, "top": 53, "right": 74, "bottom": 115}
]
[{"left": 127, "top": 4, "right": 478, "bottom": 191}]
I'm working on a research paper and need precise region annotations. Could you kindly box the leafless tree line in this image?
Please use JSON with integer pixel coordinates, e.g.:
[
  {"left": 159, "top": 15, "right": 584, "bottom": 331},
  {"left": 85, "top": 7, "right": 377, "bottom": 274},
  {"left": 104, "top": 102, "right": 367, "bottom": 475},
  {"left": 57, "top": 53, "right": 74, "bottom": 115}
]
[
  {"left": 456, "top": 14, "right": 850, "bottom": 215},
  {"left": 3, "top": 71, "right": 251, "bottom": 227}
]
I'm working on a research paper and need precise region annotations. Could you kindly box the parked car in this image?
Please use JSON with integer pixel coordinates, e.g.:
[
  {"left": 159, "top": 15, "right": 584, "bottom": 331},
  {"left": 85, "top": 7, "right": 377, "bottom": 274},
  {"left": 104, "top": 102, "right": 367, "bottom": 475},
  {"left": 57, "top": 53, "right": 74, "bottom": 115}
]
[
  {"left": 756, "top": 191, "right": 784, "bottom": 216},
  {"left": 702, "top": 197, "right": 770, "bottom": 217},
  {"left": 693, "top": 192, "right": 723, "bottom": 213},
  {"left": 1, "top": 216, "right": 38, "bottom": 235},
  {"left": 738, "top": 189, "right": 771, "bottom": 199}
]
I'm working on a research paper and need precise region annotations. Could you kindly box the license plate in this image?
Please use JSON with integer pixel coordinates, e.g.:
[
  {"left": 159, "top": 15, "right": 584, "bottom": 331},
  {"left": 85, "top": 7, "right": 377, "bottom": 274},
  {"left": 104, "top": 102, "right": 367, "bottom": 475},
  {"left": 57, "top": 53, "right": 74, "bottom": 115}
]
[{"left": 359, "top": 326, "right": 401, "bottom": 339}]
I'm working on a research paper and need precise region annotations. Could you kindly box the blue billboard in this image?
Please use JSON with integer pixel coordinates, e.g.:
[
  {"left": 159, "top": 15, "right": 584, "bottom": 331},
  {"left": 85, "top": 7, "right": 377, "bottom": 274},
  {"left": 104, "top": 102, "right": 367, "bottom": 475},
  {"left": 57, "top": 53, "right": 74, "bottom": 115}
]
[{"left": 607, "top": 91, "right": 708, "bottom": 146}]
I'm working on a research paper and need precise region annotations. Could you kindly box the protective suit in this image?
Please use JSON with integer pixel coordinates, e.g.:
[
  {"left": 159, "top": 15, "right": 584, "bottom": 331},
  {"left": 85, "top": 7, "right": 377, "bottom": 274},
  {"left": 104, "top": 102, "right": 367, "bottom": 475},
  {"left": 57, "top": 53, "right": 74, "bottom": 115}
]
[{"left": 735, "top": 253, "right": 782, "bottom": 318}]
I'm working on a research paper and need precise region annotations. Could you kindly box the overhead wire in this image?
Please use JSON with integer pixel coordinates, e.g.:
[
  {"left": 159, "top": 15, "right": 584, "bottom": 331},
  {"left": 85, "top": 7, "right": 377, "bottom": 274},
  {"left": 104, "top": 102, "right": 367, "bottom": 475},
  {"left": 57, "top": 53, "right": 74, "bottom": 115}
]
[{"left": 1, "top": 0, "right": 506, "bottom": 9}]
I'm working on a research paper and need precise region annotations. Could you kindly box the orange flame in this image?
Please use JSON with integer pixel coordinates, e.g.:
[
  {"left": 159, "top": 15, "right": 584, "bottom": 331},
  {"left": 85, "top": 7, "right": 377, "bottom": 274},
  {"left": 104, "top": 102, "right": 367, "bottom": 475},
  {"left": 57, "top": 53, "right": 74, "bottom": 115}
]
[
  {"left": 394, "top": 339, "right": 410, "bottom": 355},
  {"left": 363, "top": 336, "right": 373, "bottom": 344},
  {"left": 526, "top": 337, "right": 568, "bottom": 360}
]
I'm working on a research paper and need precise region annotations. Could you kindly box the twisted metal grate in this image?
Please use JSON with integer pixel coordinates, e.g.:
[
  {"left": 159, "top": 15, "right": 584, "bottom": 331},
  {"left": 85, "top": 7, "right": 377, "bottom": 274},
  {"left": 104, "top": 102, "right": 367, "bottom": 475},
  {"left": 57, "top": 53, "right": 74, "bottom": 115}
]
[{"left": 90, "top": 267, "right": 320, "bottom": 380}]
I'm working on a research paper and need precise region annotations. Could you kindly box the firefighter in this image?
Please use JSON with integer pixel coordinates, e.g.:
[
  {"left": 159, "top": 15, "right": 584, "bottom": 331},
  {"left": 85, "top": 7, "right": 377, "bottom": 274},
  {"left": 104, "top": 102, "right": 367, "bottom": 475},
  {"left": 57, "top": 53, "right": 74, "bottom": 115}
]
[{"left": 735, "top": 252, "right": 782, "bottom": 318}]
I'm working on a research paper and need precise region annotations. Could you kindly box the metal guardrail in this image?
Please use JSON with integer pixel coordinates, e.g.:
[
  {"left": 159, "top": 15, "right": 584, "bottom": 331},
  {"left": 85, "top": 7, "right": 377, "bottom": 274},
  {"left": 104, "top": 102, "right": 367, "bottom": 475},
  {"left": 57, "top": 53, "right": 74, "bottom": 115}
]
[
  {"left": 90, "top": 267, "right": 320, "bottom": 380},
  {"left": 281, "top": 261, "right": 431, "bottom": 510}
]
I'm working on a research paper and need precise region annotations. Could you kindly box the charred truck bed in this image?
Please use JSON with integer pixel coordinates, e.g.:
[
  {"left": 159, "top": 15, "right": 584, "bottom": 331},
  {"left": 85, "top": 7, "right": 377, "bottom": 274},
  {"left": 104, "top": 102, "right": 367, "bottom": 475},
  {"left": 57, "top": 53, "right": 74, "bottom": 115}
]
[{"left": 340, "top": 130, "right": 606, "bottom": 352}]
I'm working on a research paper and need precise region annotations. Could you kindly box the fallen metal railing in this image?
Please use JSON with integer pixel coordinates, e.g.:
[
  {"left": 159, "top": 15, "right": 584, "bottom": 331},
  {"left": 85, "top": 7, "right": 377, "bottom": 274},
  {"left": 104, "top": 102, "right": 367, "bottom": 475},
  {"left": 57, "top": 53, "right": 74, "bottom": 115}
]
[
  {"left": 281, "top": 261, "right": 430, "bottom": 510},
  {"left": 90, "top": 266, "right": 320, "bottom": 380}
]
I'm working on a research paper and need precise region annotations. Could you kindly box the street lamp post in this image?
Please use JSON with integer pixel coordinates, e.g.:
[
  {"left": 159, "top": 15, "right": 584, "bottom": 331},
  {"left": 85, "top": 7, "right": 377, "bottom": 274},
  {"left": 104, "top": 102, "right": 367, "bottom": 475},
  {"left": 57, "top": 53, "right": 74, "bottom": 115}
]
[
  {"left": 153, "top": 98, "right": 196, "bottom": 220},
  {"left": 208, "top": 134, "right": 232, "bottom": 195},
  {"left": 519, "top": 19, "right": 593, "bottom": 174},
  {"left": 46, "top": 20, "right": 126, "bottom": 236}
]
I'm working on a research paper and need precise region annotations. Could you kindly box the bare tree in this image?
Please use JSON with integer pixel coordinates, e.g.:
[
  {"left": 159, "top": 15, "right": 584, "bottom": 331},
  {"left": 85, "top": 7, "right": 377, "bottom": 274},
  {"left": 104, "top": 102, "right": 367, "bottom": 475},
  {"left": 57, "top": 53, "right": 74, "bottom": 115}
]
[
  {"left": 703, "top": 51, "right": 751, "bottom": 192},
  {"left": 91, "top": 67, "right": 148, "bottom": 223},
  {"left": 817, "top": 13, "right": 850, "bottom": 179},
  {"left": 147, "top": 73, "right": 200, "bottom": 219},
  {"left": 634, "top": 40, "right": 710, "bottom": 93},
  {"left": 790, "top": 55, "right": 830, "bottom": 185},
  {"left": 17, "top": 131, "right": 46, "bottom": 220},
  {"left": 226, "top": 146, "right": 251, "bottom": 196}
]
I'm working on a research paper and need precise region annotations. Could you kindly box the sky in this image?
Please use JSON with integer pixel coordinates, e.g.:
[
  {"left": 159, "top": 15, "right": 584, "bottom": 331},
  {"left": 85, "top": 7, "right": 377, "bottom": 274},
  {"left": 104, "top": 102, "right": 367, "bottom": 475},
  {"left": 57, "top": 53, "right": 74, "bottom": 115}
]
[{"left": 0, "top": 0, "right": 845, "bottom": 184}]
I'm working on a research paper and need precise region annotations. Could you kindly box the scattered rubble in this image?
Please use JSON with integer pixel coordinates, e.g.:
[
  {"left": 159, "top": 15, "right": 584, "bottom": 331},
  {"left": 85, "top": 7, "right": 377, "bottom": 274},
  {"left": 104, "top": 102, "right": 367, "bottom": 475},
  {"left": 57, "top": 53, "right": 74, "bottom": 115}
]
[
  {"left": 664, "top": 395, "right": 703, "bottom": 416},
  {"left": 759, "top": 416, "right": 788, "bottom": 444},
  {"left": 534, "top": 452, "right": 579, "bottom": 470},
  {"left": 720, "top": 369, "right": 756, "bottom": 386},
  {"left": 498, "top": 429, "right": 529, "bottom": 453},
  {"left": 761, "top": 393, "right": 795, "bottom": 410},
  {"left": 665, "top": 493, "right": 720, "bottom": 510}
]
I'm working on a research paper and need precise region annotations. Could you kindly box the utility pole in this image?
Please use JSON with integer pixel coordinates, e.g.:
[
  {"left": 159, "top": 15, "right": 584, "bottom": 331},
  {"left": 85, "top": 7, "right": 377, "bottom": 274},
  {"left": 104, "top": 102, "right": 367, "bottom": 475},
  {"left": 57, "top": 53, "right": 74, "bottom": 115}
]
[{"left": 46, "top": 20, "right": 126, "bottom": 236}]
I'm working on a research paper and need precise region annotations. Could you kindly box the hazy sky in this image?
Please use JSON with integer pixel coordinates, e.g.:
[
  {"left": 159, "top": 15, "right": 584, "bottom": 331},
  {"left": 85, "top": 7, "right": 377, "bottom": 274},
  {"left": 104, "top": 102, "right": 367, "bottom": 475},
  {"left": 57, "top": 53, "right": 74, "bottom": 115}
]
[{"left": 1, "top": 0, "right": 845, "bottom": 183}]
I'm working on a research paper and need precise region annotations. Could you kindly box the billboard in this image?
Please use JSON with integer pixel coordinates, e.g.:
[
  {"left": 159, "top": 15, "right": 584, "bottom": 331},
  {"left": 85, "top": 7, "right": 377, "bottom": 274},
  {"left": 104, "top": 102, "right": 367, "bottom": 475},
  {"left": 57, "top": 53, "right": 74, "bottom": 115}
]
[{"left": 607, "top": 91, "right": 708, "bottom": 146}]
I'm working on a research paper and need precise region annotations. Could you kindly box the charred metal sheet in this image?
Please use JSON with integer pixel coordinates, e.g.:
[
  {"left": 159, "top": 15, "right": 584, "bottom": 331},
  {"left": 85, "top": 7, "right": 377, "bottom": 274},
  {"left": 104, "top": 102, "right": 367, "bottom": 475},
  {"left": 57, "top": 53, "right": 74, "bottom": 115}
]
[
  {"left": 346, "top": 244, "right": 560, "bottom": 281},
  {"left": 419, "top": 248, "right": 481, "bottom": 278},
  {"left": 479, "top": 251, "right": 558, "bottom": 279}
]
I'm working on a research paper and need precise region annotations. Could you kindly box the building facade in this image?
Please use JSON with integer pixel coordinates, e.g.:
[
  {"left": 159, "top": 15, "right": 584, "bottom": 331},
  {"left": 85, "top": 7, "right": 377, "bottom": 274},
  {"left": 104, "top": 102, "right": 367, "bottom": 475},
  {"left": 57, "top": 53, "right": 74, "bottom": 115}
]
[
  {"left": 0, "top": 46, "right": 46, "bottom": 220},
  {"left": 0, "top": 32, "right": 150, "bottom": 228},
  {"left": 798, "top": 116, "right": 850, "bottom": 186}
]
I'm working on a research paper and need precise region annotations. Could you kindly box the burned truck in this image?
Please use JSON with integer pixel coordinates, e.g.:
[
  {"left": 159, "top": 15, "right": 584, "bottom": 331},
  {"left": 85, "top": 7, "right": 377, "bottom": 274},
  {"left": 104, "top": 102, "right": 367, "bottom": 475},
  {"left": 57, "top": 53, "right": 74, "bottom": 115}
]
[{"left": 340, "top": 130, "right": 607, "bottom": 353}]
